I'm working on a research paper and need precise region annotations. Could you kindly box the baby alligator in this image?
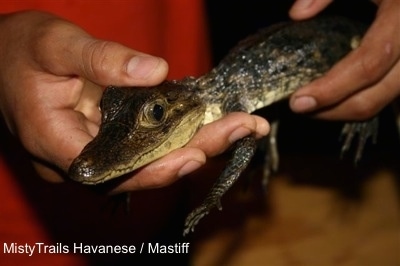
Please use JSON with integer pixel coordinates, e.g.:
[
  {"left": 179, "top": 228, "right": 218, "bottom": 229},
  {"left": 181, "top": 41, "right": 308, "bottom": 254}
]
[{"left": 69, "top": 17, "right": 376, "bottom": 235}]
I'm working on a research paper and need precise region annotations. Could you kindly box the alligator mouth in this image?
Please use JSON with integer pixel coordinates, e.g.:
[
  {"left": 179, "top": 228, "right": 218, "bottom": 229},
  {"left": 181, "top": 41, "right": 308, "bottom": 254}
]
[{"left": 68, "top": 105, "right": 205, "bottom": 185}]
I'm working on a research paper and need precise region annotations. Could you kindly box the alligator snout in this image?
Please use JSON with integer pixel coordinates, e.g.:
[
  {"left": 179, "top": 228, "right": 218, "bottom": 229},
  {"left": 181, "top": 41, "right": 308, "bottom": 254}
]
[{"left": 68, "top": 156, "right": 98, "bottom": 184}]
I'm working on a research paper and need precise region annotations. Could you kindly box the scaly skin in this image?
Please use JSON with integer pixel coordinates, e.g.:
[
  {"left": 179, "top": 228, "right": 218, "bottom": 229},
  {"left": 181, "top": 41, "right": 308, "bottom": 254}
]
[{"left": 68, "top": 17, "right": 375, "bottom": 235}]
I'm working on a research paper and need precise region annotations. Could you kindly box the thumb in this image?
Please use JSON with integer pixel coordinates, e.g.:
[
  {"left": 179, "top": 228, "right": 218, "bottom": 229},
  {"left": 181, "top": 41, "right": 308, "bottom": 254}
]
[
  {"left": 73, "top": 39, "right": 169, "bottom": 86},
  {"left": 37, "top": 20, "right": 168, "bottom": 86},
  {"left": 289, "top": 0, "right": 333, "bottom": 20}
]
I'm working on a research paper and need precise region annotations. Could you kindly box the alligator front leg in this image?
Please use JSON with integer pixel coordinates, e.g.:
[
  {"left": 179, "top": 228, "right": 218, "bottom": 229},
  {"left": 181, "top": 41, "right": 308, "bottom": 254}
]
[{"left": 183, "top": 135, "right": 257, "bottom": 235}]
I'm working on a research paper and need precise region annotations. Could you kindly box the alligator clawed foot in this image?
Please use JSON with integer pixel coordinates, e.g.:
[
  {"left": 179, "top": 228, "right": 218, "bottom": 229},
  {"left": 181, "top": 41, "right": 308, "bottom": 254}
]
[
  {"left": 183, "top": 200, "right": 221, "bottom": 236},
  {"left": 340, "top": 117, "right": 379, "bottom": 164}
]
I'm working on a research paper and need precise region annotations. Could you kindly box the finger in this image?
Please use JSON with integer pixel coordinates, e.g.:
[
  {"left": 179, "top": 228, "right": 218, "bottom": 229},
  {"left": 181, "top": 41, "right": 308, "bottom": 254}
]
[
  {"left": 76, "top": 40, "right": 169, "bottom": 86},
  {"left": 111, "top": 147, "right": 206, "bottom": 192},
  {"left": 186, "top": 112, "right": 270, "bottom": 157},
  {"left": 35, "top": 19, "right": 168, "bottom": 87},
  {"left": 41, "top": 111, "right": 99, "bottom": 172},
  {"left": 74, "top": 80, "right": 103, "bottom": 124},
  {"left": 311, "top": 56, "right": 400, "bottom": 120},
  {"left": 290, "top": 2, "right": 400, "bottom": 114},
  {"left": 289, "top": 0, "right": 333, "bottom": 20},
  {"left": 11, "top": 74, "right": 96, "bottom": 172},
  {"left": 32, "top": 160, "right": 65, "bottom": 182}
]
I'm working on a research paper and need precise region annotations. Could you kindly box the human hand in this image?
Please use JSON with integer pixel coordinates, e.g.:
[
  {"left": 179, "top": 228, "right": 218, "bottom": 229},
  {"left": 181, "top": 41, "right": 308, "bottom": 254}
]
[
  {"left": 0, "top": 11, "right": 269, "bottom": 193},
  {"left": 0, "top": 10, "right": 168, "bottom": 184},
  {"left": 288, "top": 0, "right": 400, "bottom": 120}
]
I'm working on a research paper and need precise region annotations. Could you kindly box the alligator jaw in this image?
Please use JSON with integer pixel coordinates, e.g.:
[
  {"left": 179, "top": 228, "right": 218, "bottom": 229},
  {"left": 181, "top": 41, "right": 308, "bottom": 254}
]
[{"left": 69, "top": 108, "right": 205, "bottom": 184}]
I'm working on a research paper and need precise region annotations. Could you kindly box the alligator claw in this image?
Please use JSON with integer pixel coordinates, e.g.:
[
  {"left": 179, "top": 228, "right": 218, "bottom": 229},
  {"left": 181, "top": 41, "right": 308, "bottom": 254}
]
[
  {"left": 340, "top": 117, "right": 379, "bottom": 164},
  {"left": 183, "top": 205, "right": 212, "bottom": 236},
  {"left": 183, "top": 196, "right": 225, "bottom": 236}
]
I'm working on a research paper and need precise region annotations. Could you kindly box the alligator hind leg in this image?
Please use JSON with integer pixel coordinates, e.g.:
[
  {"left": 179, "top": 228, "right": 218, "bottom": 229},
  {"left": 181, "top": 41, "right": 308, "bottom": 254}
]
[
  {"left": 183, "top": 136, "right": 257, "bottom": 235},
  {"left": 340, "top": 117, "right": 379, "bottom": 164},
  {"left": 263, "top": 121, "right": 280, "bottom": 187}
]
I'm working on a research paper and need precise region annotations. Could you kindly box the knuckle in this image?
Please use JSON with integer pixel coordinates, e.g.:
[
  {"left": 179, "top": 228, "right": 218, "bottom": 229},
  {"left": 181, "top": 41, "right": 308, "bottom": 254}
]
[
  {"left": 356, "top": 45, "right": 390, "bottom": 85},
  {"left": 359, "top": 57, "right": 380, "bottom": 83},
  {"left": 81, "top": 40, "right": 121, "bottom": 81},
  {"left": 349, "top": 94, "right": 379, "bottom": 120}
]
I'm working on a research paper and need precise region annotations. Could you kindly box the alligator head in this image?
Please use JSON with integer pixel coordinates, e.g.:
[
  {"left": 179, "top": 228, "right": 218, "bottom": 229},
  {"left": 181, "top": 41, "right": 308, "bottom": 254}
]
[{"left": 68, "top": 80, "right": 205, "bottom": 184}]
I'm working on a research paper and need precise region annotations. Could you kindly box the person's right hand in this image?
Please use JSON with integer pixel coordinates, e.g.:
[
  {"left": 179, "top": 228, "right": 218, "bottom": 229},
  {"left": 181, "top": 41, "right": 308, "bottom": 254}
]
[
  {"left": 0, "top": 11, "right": 269, "bottom": 193},
  {"left": 288, "top": 0, "right": 400, "bottom": 121}
]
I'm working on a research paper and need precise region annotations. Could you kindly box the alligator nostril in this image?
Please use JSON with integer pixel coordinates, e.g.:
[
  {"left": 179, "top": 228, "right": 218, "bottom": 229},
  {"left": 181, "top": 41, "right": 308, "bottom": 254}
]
[{"left": 68, "top": 157, "right": 96, "bottom": 182}]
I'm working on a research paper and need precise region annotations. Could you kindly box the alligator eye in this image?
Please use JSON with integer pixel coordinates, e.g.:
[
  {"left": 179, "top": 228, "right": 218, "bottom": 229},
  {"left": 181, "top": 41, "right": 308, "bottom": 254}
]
[
  {"left": 143, "top": 100, "right": 166, "bottom": 126},
  {"left": 152, "top": 104, "right": 164, "bottom": 121}
]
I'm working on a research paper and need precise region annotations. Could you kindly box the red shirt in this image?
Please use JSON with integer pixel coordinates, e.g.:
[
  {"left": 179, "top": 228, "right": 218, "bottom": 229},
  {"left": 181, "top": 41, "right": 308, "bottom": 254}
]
[{"left": 0, "top": 1, "right": 210, "bottom": 264}]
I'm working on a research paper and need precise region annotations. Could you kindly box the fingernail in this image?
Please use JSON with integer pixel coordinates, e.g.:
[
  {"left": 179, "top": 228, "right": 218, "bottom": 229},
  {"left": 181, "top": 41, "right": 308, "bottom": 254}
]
[
  {"left": 293, "top": 0, "right": 314, "bottom": 9},
  {"left": 228, "top": 127, "right": 252, "bottom": 143},
  {"left": 178, "top": 160, "right": 203, "bottom": 177},
  {"left": 257, "top": 119, "right": 270, "bottom": 137},
  {"left": 127, "top": 55, "right": 159, "bottom": 79},
  {"left": 291, "top": 96, "right": 317, "bottom": 112}
]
